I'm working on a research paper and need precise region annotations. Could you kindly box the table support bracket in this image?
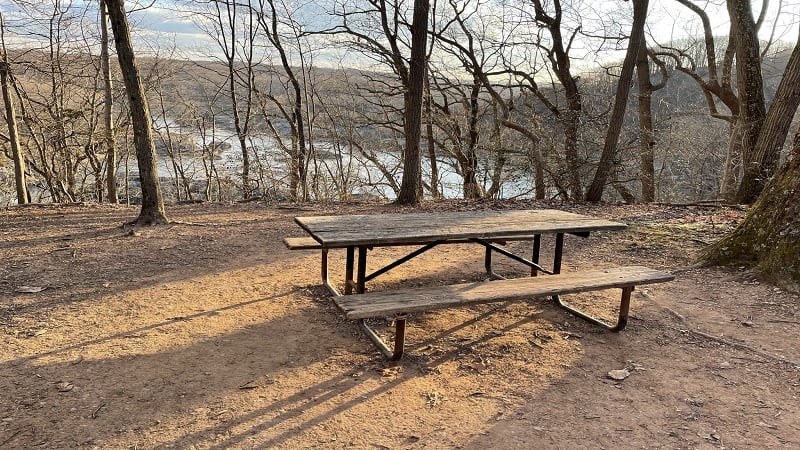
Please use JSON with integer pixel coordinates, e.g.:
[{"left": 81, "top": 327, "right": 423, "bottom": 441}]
[
  {"left": 471, "top": 238, "right": 553, "bottom": 277},
  {"left": 364, "top": 241, "right": 444, "bottom": 284},
  {"left": 553, "top": 286, "right": 635, "bottom": 332},
  {"left": 358, "top": 317, "right": 406, "bottom": 360}
]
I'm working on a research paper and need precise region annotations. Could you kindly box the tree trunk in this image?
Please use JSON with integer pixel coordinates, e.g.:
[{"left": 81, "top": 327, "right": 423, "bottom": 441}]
[
  {"left": 585, "top": 0, "right": 648, "bottom": 202},
  {"left": 0, "top": 61, "right": 28, "bottom": 204},
  {"left": 424, "top": 76, "right": 439, "bottom": 198},
  {"left": 736, "top": 36, "right": 800, "bottom": 203},
  {"left": 395, "top": 0, "right": 429, "bottom": 205},
  {"left": 100, "top": 1, "right": 118, "bottom": 204},
  {"left": 699, "top": 131, "right": 800, "bottom": 291},
  {"left": 719, "top": 123, "right": 744, "bottom": 199},
  {"left": 635, "top": 33, "right": 656, "bottom": 203},
  {"left": 105, "top": 0, "right": 167, "bottom": 225},
  {"left": 728, "top": 0, "right": 766, "bottom": 203}
]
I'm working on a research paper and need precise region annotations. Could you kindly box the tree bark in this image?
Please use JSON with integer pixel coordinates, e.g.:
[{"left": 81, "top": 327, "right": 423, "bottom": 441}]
[
  {"left": 635, "top": 33, "right": 656, "bottom": 203},
  {"left": 396, "top": 0, "right": 429, "bottom": 205},
  {"left": 736, "top": 34, "right": 800, "bottom": 203},
  {"left": 532, "top": 0, "right": 583, "bottom": 199},
  {"left": 699, "top": 131, "right": 800, "bottom": 292},
  {"left": 424, "top": 76, "right": 439, "bottom": 198},
  {"left": 585, "top": 0, "right": 648, "bottom": 202},
  {"left": 100, "top": 1, "right": 118, "bottom": 204},
  {"left": 728, "top": 0, "right": 766, "bottom": 203},
  {"left": 0, "top": 61, "right": 28, "bottom": 204},
  {"left": 105, "top": 0, "right": 167, "bottom": 225}
]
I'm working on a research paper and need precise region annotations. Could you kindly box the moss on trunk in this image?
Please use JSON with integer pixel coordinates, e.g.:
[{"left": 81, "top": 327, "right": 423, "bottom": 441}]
[{"left": 699, "top": 133, "right": 800, "bottom": 291}]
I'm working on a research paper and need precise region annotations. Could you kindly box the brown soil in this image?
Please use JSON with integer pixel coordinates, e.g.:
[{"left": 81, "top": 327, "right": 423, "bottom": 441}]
[{"left": 1, "top": 200, "right": 798, "bottom": 449}]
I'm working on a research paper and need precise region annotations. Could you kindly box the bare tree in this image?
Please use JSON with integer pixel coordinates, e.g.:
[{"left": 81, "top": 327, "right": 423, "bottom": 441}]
[
  {"left": 196, "top": 0, "right": 260, "bottom": 199},
  {"left": 0, "top": 61, "right": 28, "bottom": 205},
  {"left": 433, "top": 1, "right": 547, "bottom": 199},
  {"left": 105, "top": 0, "right": 167, "bottom": 224},
  {"left": 328, "top": 0, "right": 429, "bottom": 204},
  {"left": 728, "top": 0, "right": 766, "bottom": 203},
  {"left": 100, "top": 0, "right": 118, "bottom": 203},
  {"left": 635, "top": 37, "right": 669, "bottom": 202},
  {"left": 396, "top": 0, "right": 429, "bottom": 204},
  {"left": 252, "top": 0, "right": 312, "bottom": 201},
  {"left": 585, "top": 0, "right": 649, "bottom": 201}
]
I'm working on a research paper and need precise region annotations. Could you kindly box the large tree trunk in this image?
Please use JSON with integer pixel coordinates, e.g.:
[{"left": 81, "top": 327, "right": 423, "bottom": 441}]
[
  {"left": 100, "top": 1, "right": 118, "bottom": 204},
  {"left": 395, "top": 0, "right": 429, "bottom": 205},
  {"left": 105, "top": 0, "right": 167, "bottom": 225},
  {"left": 0, "top": 61, "right": 28, "bottom": 204},
  {"left": 736, "top": 36, "right": 800, "bottom": 203},
  {"left": 585, "top": 0, "right": 648, "bottom": 202},
  {"left": 728, "top": 0, "right": 766, "bottom": 203},
  {"left": 699, "top": 131, "right": 800, "bottom": 291}
]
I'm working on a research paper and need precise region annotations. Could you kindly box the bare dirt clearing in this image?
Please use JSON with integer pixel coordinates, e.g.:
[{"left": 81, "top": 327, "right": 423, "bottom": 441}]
[{"left": 1, "top": 201, "right": 799, "bottom": 449}]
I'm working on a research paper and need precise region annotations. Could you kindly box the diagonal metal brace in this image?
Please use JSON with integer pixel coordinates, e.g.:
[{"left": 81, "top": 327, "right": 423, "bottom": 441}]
[
  {"left": 363, "top": 241, "right": 445, "bottom": 283},
  {"left": 471, "top": 238, "right": 553, "bottom": 275}
]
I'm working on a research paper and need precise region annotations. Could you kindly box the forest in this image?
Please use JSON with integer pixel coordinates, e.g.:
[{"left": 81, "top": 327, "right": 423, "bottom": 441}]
[{"left": 1, "top": 0, "right": 800, "bottom": 286}]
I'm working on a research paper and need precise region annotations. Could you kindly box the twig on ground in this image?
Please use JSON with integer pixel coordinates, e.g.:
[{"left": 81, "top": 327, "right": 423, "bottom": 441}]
[
  {"left": 0, "top": 428, "right": 24, "bottom": 447},
  {"left": 91, "top": 403, "right": 106, "bottom": 419},
  {"left": 767, "top": 319, "right": 800, "bottom": 325},
  {"left": 642, "top": 292, "right": 800, "bottom": 367}
]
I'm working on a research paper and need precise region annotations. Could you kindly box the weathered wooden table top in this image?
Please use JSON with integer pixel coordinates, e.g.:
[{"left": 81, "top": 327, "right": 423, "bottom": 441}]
[{"left": 295, "top": 209, "right": 627, "bottom": 248}]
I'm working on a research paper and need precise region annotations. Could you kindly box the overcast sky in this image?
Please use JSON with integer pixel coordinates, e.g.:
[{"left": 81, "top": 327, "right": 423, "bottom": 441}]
[{"left": 0, "top": 0, "right": 797, "bottom": 65}]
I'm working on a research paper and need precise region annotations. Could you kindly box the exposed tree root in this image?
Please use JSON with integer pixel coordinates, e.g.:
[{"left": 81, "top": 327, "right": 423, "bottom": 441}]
[{"left": 642, "top": 291, "right": 800, "bottom": 368}]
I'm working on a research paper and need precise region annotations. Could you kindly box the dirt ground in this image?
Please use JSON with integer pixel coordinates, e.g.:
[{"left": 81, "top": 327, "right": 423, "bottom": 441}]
[{"left": 1, "top": 200, "right": 799, "bottom": 449}]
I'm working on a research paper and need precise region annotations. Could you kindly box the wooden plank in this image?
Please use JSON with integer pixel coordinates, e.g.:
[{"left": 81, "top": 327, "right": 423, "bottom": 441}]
[
  {"left": 283, "top": 237, "right": 322, "bottom": 250},
  {"left": 295, "top": 209, "right": 626, "bottom": 248},
  {"left": 333, "top": 266, "right": 674, "bottom": 319}
]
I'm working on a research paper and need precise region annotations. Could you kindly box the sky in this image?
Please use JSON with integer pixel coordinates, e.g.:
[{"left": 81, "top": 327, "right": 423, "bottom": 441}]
[{"left": 0, "top": 0, "right": 797, "bottom": 66}]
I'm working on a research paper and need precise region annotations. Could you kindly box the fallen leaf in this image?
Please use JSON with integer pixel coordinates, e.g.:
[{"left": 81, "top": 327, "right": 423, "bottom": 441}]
[
  {"left": 15, "top": 286, "right": 46, "bottom": 293},
  {"left": 423, "top": 391, "right": 445, "bottom": 407}
]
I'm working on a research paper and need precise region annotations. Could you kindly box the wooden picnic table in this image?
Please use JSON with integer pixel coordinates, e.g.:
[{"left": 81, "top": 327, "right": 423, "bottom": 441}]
[
  {"left": 295, "top": 209, "right": 627, "bottom": 296},
  {"left": 295, "top": 209, "right": 627, "bottom": 248},
  {"left": 290, "top": 209, "right": 671, "bottom": 360}
]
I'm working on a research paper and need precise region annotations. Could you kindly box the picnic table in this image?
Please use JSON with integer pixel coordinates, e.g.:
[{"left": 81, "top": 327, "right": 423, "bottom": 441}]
[{"left": 287, "top": 209, "right": 673, "bottom": 360}]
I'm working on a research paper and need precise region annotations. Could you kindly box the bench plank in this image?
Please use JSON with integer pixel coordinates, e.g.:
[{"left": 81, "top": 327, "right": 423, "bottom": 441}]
[
  {"left": 283, "top": 236, "right": 321, "bottom": 250},
  {"left": 333, "top": 266, "right": 674, "bottom": 319}
]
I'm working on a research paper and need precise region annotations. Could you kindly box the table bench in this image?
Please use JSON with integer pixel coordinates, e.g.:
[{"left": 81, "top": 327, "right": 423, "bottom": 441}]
[
  {"left": 287, "top": 209, "right": 673, "bottom": 360},
  {"left": 332, "top": 266, "right": 674, "bottom": 359}
]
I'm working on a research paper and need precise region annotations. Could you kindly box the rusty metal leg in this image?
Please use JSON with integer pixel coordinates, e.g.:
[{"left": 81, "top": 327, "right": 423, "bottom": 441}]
[
  {"left": 392, "top": 316, "right": 406, "bottom": 360},
  {"left": 344, "top": 246, "right": 355, "bottom": 295},
  {"left": 555, "top": 286, "right": 635, "bottom": 332},
  {"left": 484, "top": 245, "right": 493, "bottom": 276},
  {"left": 553, "top": 233, "right": 564, "bottom": 274},
  {"left": 357, "top": 246, "right": 367, "bottom": 294},
  {"left": 550, "top": 233, "right": 565, "bottom": 303},
  {"left": 321, "top": 248, "right": 341, "bottom": 296},
  {"left": 358, "top": 316, "right": 406, "bottom": 360},
  {"left": 531, "top": 234, "right": 541, "bottom": 277},
  {"left": 613, "top": 286, "right": 634, "bottom": 332}
]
